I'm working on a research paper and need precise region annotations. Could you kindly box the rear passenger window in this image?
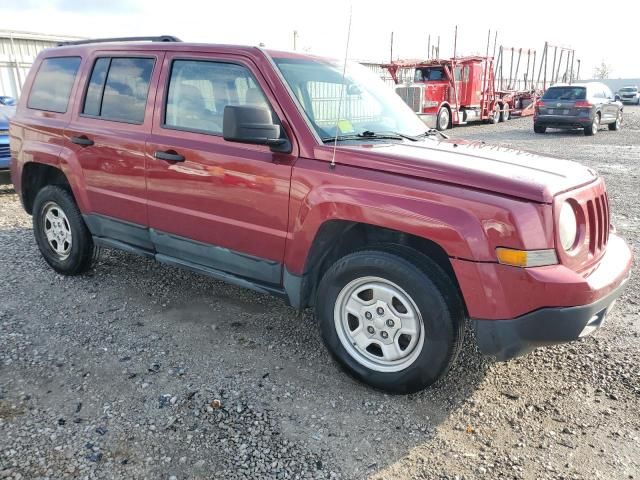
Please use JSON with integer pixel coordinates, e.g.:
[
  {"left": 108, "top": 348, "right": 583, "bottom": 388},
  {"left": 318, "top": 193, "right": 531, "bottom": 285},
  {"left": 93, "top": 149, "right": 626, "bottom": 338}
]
[
  {"left": 164, "top": 60, "right": 272, "bottom": 135},
  {"left": 28, "top": 57, "right": 81, "bottom": 113},
  {"left": 82, "top": 57, "right": 155, "bottom": 124}
]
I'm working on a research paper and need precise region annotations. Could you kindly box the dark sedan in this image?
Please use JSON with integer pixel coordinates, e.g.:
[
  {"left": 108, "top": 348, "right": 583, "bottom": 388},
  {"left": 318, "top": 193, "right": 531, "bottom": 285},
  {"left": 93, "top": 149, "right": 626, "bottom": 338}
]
[{"left": 534, "top": 82, "right": 622, "bottom": 136}]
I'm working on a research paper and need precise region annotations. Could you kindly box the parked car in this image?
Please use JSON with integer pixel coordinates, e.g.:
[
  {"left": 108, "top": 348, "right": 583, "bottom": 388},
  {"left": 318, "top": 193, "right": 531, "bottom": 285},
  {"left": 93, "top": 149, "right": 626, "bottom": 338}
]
[
  {"left": 0, "top": 106, "right": 12, "bottom": 171},
  {"left": 9, "top": 38, "right": 632, "bottom": 393},
  {"left": 534, "top": 83, "right": 623, "bottom": 135},
  {"left": 0, "top": 95, "right": 17, "bottom": 106},
  {"left": 617, "top": 86, "right": 640, "bottom": 105}
]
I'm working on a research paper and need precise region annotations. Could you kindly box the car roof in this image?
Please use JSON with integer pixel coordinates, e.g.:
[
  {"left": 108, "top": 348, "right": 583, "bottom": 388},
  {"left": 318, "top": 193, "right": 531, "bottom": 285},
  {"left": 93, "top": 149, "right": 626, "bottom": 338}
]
[{"left": 45, "top": 41, "right": 320, "bottom": 61}]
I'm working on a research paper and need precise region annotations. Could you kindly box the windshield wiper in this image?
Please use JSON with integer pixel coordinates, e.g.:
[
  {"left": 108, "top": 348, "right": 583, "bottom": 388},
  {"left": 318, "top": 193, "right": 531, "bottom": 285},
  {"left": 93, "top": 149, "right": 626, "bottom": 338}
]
[
  {"left": 321, "top": 131, "right": 405, "bottom": 143},
  {"left": 418, "top": 129, "right": 449, "bottom": 140}
]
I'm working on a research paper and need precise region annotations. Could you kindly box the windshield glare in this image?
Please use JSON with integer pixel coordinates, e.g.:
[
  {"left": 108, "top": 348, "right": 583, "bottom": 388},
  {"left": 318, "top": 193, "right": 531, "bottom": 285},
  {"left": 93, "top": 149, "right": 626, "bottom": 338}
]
[{"left": 273, "top": 57, "right": 427, "bottom": 140}]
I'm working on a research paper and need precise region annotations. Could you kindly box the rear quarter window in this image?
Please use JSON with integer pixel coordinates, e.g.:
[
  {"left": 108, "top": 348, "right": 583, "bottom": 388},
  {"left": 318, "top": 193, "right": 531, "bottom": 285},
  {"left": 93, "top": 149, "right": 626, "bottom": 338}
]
[{"left": 27, "top": 56, "right": 82, "bottom": 113}]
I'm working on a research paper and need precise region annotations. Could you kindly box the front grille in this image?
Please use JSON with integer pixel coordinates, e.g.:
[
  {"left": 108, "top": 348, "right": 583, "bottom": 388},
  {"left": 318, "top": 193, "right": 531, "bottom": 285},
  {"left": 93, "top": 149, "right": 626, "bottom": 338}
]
[
  {"left": 586, "top": 192, "right": 610, "bottom": 255},
  {"left": 395, "top": 86, "right": 423, "bottom": 113},
  {"left": 0, "top": 144, "right": 10, "bottom": 158}
]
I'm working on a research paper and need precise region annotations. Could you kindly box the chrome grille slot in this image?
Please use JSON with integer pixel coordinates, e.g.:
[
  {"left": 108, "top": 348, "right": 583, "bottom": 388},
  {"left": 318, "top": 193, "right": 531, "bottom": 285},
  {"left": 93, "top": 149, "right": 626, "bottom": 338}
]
[
  {"left": 0, "top": 145, "right": 10, "bottom": 157},
  {"left": 395, "top": 86, "right": 423, "bottom": 113},
  {"left": 585, "top": 193, "right": 610, "bottom": 255}
]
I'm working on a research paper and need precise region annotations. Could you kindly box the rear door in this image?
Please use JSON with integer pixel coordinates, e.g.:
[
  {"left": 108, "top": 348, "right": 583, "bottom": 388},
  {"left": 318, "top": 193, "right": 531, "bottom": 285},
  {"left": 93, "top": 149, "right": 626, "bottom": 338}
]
[
  {"left": 145, "top": 52, "right": 297, "bottom": 285},
  {"left": 601, "top": 85, "right": 617, "bottom": 122},
  {"left": 66, "top": 51, "right": 163, "bottom": 248}
]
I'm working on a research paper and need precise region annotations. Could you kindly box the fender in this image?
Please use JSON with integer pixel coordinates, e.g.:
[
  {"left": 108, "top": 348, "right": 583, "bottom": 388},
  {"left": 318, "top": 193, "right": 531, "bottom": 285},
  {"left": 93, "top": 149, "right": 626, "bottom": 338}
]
[{"left": 283, "top": 158, "right": 554, "bottom": 276}]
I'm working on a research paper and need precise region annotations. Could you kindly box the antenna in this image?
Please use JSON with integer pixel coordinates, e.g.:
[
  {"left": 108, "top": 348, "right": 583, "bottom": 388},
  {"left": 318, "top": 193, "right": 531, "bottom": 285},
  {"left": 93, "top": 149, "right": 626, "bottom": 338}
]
[{"left": 330, "top": 3, "right": 353, "bottom": 170}]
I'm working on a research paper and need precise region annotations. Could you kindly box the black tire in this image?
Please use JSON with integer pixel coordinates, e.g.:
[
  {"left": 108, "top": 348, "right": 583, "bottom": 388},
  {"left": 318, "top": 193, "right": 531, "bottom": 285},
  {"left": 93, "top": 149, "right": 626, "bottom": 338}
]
[
  {"left": 436, "top": 107, "right": 450, "bottom": 131},
  {"left": 534, "top": 124, "right": 546, "bottom": 134},
  {"left": 316, "top": 247, "right": 464, "bottom": 393},
  {"left": 499, "top": 104, "right": 510, "bottom": 122},
  {"left": 488, "top": 104, "right": 500, "bottom": 124},
  {"left": 585, "top": 112, "right": 599, "bottom": 136},
  {"left": 33, "top": 185, "right": 98, "bottom": 275},
  {"left": 608, "top": 111, "right": 622, "bottom": 131}
]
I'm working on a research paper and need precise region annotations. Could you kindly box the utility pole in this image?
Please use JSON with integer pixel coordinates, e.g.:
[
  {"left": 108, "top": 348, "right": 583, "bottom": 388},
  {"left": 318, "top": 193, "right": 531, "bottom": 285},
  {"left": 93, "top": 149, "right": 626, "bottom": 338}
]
[
  {"left": 293, "top": 30, "right": 298, "bottom": 51},
  {"left": 390, "top": 32, "right": 394, "bottom": 62}
]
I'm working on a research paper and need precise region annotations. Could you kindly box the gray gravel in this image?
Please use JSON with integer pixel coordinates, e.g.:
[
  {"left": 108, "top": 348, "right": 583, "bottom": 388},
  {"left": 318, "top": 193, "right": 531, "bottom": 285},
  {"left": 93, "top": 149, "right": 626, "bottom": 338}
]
[{"left": 1, "top": 107, "right": 638, "bottom": 480}]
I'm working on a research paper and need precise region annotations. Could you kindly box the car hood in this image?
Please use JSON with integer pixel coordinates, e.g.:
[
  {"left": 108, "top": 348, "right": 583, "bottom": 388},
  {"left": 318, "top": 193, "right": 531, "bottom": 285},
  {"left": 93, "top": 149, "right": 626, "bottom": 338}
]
[{"left": 329, "top": 139, "right": 597, "bottom": 203}]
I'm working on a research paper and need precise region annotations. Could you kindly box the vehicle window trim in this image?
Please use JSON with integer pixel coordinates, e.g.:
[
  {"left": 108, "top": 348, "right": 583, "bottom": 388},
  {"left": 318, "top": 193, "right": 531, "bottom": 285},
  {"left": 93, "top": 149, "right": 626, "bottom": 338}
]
[
  {"left": 78, "top": 55, "right": 157, "bottom": 125},
  {"left": 159, "top": 57, "right": 281, "bottom": 138},
  {"left": 26, "top": 56, "right": 82, "bottom": 114},
  {"left": 262, "top": 50, "right": 323, "bottom": 145},
  {"left": 80, "top": 57, "right": 112, "bottom": 117}
]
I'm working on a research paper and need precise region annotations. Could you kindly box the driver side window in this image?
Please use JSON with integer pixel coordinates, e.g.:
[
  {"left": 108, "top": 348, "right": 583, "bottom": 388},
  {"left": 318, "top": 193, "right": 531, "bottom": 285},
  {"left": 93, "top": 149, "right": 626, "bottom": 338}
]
[{"left": 164, "top": 60, "right": 272, "bottom": 135}]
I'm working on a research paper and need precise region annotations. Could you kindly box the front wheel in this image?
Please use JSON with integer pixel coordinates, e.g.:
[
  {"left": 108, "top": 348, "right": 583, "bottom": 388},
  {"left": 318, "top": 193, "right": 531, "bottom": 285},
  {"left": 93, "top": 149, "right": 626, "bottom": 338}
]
[
  {"left": 436, "top": 107, "right": 450, "bottom": 131},
  {"left": 316, "top": 248, "right": 464, "bottom": 393},
  {"left": 534, "top": 124, "right": 546, "bottom": 134},
  {"left": 33, "top": 185, "right": 98, "bottom": 275}
]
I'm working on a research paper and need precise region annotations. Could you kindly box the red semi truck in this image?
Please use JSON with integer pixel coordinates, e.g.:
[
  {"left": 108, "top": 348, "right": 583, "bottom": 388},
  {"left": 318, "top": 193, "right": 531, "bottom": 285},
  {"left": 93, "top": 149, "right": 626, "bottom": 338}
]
[{"left": 383, "top": 56, "right": 539, "bottom": 130}]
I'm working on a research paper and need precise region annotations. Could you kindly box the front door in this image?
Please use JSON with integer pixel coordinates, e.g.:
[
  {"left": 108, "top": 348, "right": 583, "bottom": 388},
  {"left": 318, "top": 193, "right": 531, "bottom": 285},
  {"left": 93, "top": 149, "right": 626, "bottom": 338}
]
[
  {"left": 145, "top": 52, "right": 297, "bottom": 285},
  {"left": 66, "top": 52, "right": 163, "bottom": 248}
]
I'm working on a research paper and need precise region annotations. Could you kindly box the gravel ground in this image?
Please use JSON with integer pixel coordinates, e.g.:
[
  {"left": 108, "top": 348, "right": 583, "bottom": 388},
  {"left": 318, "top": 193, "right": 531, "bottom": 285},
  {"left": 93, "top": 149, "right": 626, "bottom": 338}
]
[{"left": 1, "top": 107, "right": 638, "bottom": 480}]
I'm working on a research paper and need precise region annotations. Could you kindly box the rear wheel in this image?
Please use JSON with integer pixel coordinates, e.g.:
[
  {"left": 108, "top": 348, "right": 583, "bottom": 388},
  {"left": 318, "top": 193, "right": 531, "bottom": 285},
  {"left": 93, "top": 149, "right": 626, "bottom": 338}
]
[
  {"left": 534, "top": 124, "right": 546, "bottom": 134},
  {"left": 316, "top": 248, "right": 464, "bottom": 393},
  {"left": 499, "top": 104, "right": 510, "bottom": 122},
  {"left": 33, "top": 185, "right": 98, "bottom": 275},
  {"left": 436, "top": 107, "right": 450, "bottom": 131},
  {"left": 488, "top": 104, "right": 500, "bottom": 124},
  {"left": 608, "top": 111, "right": 622, "bottom": 131},
  {"left": 585, "top": 113, "right": 599, "bottom": 135}
]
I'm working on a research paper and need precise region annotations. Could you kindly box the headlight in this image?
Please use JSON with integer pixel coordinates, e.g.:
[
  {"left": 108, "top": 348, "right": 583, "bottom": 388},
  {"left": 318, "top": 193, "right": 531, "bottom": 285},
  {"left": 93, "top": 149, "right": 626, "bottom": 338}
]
[{"left": 559, "top": 201, "right": 578, "bottom": 251}]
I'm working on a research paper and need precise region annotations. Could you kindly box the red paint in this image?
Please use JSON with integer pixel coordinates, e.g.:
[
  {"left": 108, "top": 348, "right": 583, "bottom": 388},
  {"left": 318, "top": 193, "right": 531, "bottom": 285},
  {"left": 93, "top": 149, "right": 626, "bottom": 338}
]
[{"left": 10, "top": 43, "right": 633, "bottom": 322}]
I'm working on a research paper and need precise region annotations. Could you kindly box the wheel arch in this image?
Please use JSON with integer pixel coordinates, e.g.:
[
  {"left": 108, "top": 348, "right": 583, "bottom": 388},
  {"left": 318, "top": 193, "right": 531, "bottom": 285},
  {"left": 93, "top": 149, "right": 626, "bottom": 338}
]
[
  {"left": 21, "top": 162, "right": 74, "bottom": 214},
  {"left": 285, "top": 219, "right": 465, "bottom": 312}
]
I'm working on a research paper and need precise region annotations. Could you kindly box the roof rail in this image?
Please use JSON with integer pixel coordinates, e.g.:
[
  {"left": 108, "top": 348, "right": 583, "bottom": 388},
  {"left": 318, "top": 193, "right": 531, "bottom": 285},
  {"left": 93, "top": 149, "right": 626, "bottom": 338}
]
[{"left": 57, "top": 35, "right": 182, "bottom": 46}]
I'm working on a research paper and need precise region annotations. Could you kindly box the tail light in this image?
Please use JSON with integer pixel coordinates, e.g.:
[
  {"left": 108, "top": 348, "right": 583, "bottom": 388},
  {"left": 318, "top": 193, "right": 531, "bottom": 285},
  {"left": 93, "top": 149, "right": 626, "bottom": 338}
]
[
  {"left": 536, "top": 100, "right": 546, "bottom": 107},
  {"left": 574, "top": 100, "right": 592, "bottom": 108}
]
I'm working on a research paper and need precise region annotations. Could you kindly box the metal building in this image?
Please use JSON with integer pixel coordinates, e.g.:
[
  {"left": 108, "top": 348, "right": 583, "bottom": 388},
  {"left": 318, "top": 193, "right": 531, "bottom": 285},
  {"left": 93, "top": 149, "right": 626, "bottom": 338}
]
[{"left": 0, "top": 30, "right": 83, "bottom": 99}]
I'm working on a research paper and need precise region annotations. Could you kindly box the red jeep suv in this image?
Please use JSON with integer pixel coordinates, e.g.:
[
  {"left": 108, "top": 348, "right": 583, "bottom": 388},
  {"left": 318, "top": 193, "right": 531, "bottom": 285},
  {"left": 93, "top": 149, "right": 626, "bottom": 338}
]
[{"left": 9, "top": 37, "right": 632, "bottom": 393}]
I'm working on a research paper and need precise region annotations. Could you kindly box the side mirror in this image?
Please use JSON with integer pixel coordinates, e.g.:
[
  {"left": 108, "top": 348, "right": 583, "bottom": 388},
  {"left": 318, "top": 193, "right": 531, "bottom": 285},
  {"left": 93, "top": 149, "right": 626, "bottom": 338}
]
[{"left": 223, "top": 105, "right": 291, "bottom": 153}]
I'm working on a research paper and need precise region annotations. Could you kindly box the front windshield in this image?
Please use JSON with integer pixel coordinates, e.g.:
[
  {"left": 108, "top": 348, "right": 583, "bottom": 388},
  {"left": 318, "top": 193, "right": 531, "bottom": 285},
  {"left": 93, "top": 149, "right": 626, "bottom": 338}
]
[
  {"left": 273, "top": 57, "right": 427, "bottom": 140},
  {"left": 620, "top": 87, "right": 638, "bottom": 93}
]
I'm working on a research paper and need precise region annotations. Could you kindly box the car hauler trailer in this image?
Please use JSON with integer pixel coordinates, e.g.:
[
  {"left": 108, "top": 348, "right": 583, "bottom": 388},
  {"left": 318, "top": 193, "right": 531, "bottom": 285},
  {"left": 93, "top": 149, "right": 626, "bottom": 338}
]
[{"left": 382, "top": 30, "right": 577, "bottom": 130}]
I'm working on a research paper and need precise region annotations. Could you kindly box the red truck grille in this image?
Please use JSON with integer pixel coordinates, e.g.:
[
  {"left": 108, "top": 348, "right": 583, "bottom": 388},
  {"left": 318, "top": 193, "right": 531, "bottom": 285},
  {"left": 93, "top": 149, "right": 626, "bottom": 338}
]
[
  {"left": 586, "top": 192, "right": 609, "bottom": 255},
  {"left": 395, "top": 86, "right": 423, "bottom": 113}
]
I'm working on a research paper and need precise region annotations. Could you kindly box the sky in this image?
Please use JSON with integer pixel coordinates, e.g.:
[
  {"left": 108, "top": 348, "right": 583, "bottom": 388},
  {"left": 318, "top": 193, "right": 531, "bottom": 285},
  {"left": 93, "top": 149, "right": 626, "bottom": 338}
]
[{"left": 2, "top": 0, "right": 639, "bottom": 79}]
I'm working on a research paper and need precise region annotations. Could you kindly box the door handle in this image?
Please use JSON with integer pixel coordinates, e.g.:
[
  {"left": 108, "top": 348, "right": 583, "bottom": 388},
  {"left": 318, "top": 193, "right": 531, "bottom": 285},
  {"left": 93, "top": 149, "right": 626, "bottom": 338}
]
[
  {"left": 154, "top": 150, "right": 185, "bottom": 162},
  {"left": 70, "top": 135, "right": 94, "bottom": 146}
]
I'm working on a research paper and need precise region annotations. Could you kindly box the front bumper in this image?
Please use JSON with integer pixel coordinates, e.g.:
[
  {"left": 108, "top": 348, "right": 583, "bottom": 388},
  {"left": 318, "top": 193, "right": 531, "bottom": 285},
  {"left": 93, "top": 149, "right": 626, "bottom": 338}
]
[
  {"left": 452, "top": 233, "right": 632, "bottom": 360},
  {"left": 473, "top": 274, "right": 628, "bottom": 360}
]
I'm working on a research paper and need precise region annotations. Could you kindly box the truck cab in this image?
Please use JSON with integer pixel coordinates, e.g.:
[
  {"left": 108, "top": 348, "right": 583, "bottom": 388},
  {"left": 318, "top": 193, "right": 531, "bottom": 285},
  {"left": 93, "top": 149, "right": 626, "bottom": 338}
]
[{"left": 385, "top": 57, "right": 498, "bottom": 131}]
